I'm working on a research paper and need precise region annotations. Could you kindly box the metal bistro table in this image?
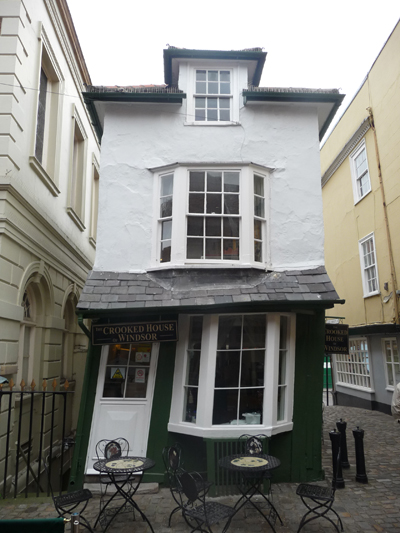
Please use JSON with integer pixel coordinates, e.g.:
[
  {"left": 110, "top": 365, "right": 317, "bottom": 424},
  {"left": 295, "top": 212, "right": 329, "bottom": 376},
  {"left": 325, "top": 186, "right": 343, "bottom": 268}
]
[
  {"left": 219, "top": 453, "right": 283, "bottom": 532},
  {"left": 93, "top": 456, "right": 155, "bottom": 533}
]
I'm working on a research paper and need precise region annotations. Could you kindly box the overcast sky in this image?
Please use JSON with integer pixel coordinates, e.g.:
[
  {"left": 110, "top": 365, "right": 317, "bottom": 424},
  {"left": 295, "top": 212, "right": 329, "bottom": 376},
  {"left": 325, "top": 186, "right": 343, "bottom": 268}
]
[{"left": 67, "top": 0, "right": 399, "bottom": 135}]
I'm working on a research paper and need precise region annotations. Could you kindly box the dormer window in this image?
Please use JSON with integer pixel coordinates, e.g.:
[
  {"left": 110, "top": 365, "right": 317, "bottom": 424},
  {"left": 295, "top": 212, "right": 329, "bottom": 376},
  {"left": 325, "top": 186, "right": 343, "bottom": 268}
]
[{"left": 194, "top": 70, "right": 231, "bottom": 122}]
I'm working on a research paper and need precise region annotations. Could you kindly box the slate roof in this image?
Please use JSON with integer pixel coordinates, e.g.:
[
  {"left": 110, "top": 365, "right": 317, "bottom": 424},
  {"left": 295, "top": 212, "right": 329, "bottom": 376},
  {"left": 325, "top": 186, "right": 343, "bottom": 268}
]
[
  {"left": 77, "top": 267, "right": 341, "bottom": 313},
  {"left": 246, "top": 86, "right": 341, "bottom": 95},
  {"left": 84, "top": 84, "right": 184, "bottom": 94}
]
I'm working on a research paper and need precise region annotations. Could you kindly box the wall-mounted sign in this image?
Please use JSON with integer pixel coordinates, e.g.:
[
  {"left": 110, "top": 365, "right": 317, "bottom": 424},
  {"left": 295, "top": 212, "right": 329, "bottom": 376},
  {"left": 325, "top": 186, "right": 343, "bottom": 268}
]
[
  {"left": 325, "top": 324, "right": 349, "bottom": 354},
  {"left": 92, "top": 321, "right": 178, "bottom": 346}
]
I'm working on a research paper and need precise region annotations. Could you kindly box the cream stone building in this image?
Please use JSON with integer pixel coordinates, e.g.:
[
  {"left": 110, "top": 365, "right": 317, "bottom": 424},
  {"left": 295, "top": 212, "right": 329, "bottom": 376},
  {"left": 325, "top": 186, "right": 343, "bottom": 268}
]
[
  {"left": 321, "top": 19, "right": 400, "bottom": 413},
  {"left": 0, "top": 0, "right": 99, "bottom": 494}
]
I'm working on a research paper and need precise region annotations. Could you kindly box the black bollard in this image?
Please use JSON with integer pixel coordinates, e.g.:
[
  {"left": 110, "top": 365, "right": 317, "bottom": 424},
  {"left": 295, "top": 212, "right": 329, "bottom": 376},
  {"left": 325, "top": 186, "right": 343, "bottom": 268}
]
[
  {"left": 336, "top": 418, "right": 350, "bottom": 468},
  {"left": 329, "top": 429, "right": 345, "bottom": 488},
  {"left": 352, "top": 427, "right": 368, "bottom": 483}
]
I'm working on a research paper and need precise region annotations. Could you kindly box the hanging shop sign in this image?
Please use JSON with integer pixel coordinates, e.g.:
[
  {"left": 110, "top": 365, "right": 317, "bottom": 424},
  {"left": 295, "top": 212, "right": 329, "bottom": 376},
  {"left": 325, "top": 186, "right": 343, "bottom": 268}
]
[
  {"left": 325, "top": 324, "right": 349, "bottom": 354},
  {"left": 92, "top": 320, "right": 178, "bottom": 345}
]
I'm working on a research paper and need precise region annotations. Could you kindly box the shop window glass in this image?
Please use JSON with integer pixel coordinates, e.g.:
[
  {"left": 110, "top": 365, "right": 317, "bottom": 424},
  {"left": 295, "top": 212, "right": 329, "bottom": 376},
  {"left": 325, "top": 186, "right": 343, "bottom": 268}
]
[
  {"left": 183, "top": 316, "right": 203, "bottom": 423},
  {"left": 103, "top": 343, "right": 151, "bottom": 398},
  {"left": 383, "top": 338, "right": 399, "bottom": 388},
  {"left": 277, "top": 316, "right": 288, "bottom": 421},
  {"left": 213, "top": 314, "right": 266, "bottom": 425}
]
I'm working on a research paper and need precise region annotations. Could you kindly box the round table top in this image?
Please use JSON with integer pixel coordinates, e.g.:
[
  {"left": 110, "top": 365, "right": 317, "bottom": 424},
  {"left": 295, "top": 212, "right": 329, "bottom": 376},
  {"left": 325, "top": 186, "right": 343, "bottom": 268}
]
[
  {"left": 93, "top": 456, "right": 155, "bottom": 474},
  {"left": 219, "top": 453, "right": 281, "bottom": 473}
]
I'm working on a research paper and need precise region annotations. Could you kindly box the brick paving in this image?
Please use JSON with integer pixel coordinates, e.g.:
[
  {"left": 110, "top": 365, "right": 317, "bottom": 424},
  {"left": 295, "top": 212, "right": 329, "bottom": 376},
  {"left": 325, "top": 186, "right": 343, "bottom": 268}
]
[{"left": 0, "top": 405, "right": 399, "bottom": 532}]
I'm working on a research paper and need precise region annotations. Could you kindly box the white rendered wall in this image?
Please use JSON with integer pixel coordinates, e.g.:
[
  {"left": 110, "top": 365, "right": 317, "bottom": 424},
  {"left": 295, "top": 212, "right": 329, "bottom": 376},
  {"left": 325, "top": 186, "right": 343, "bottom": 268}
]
[{"left": 95, "top": 82, "right": 324, "bottom": 273}]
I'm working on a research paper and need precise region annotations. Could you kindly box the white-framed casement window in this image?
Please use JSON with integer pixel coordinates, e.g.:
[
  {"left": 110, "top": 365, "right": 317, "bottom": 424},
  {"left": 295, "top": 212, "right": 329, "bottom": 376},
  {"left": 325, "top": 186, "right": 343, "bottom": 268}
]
[
  {"left": 153, "top": 164, "right": 269, "bottom": 268},
  {"left": 169, "top": 312, "right": 295, "bottom": 438},
  {"left": 335, "top": 337, "right": 372, "bottom": 390},
  {"left": 382, "top": 338, "right": 399, "bottom": 389},
  {"left": 194, "top": 69, "right": 231, "bottom": 122},
  {"left": 30, "top": 31, "right": 64, "bottom": 195},
  {"left": 67, "top": 105, "right": 88, "bottom": 230},
  {"left": 350, "top": 140, "right": 371, "bottom": 204},
  {"left": 358, "top": 233, "right": 379, "bottom": 297},
  {"left": 185, "top": 64, "right": 239, "bottom": 125}
]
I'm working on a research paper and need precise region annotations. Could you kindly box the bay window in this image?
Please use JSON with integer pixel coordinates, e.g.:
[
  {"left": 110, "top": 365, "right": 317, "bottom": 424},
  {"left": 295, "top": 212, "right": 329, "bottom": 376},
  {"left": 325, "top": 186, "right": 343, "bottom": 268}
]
[
  {"left": 154, "top": 164, "right": 270, "bottom": 268},
  {"left": 169, "top": 312, "right": 295, "bottom": 437},
  {"left": 336, "top": 338, "right": 372, "bottom": 390}
]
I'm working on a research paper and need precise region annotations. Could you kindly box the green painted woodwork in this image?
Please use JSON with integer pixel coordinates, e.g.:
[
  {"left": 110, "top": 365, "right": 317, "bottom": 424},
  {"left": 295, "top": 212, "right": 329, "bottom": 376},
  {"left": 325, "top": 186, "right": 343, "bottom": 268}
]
[
  {"left": 143, "top": 340, "right": 177, "bottom": 483},
  {"left": 68, "top": 342, "right": 101, "bottom": 491},
  {"left": 71, "top": 306, "right": 328, "bottom": 490},
  {"left": 178, "top": 310, "right": 326, "bottom": 486},
  {"left": 290, "top": 310, "right": 325, "bottom": 482},
  {"left": 0, "top": 519, "right": 64, "bottom": 532}
]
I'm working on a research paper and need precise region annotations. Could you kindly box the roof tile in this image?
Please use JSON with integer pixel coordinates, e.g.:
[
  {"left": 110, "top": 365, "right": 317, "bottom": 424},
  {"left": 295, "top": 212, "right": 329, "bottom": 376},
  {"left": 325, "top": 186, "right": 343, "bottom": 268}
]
[{"left": 77, "top": 267, "right": 341, "bottom": 312}]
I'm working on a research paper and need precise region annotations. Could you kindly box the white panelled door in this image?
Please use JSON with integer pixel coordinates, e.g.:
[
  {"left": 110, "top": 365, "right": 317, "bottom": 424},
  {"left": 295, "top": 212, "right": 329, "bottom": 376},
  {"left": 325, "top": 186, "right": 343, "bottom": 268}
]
[{"left": 86, "top": 342, "right": 159, "bottom": 474}]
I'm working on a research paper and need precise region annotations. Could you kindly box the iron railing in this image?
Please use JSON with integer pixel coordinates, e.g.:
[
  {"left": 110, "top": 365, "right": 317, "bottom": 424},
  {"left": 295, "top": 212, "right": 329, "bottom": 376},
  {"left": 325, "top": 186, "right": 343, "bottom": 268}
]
[{"left": 0, "top": 379, "right": 74, "bottom": 499}]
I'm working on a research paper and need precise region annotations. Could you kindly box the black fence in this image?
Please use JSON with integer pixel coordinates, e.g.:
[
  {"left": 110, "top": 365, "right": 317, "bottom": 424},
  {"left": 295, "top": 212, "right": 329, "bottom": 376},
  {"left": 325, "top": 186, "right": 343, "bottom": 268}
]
[{"left": 0, "top": 379, "right": 74, "bottom": 499}]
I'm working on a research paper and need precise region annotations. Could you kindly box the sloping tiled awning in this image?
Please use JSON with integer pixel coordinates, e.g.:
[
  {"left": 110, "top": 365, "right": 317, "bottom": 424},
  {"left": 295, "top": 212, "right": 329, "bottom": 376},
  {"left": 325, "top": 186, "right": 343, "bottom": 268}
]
[{"left": 77, "top": 267, "right": 342, "bottom": 315}]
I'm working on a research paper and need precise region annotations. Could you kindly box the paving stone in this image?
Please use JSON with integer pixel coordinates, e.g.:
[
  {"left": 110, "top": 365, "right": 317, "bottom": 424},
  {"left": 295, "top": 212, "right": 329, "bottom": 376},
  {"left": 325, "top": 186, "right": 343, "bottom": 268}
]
[{"left": 0, "top": 405, "right": 399, "bottom": 531}]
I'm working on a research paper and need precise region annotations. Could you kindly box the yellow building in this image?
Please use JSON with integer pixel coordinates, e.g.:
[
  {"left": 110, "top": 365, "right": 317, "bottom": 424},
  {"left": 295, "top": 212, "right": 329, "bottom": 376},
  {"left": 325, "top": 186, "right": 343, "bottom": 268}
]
[{"left": 321, "top": 19, "right": 400, "bottom": 413}]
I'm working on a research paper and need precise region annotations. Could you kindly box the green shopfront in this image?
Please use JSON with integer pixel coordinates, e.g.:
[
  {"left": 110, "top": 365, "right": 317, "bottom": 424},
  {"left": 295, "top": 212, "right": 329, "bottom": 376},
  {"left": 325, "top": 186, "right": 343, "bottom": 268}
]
[{"left": 69, "top": 268, "right": 342, "bottom": 492}]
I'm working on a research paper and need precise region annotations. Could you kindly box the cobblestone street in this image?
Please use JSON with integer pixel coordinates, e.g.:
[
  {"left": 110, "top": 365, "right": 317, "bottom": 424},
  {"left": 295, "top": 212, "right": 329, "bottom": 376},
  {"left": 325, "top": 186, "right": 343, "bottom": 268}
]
[{"left": 0, "top": 405, "right": 399, "bottom": 532}]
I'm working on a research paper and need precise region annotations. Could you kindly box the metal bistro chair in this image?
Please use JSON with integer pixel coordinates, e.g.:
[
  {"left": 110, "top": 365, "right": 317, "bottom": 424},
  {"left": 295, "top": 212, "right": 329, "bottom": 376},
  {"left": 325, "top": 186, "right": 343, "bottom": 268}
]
[
  {"left": 43, "top": 456, "right": 94, "bottom": 532},
  {"left": 95, "top": 438, "right": 135, "bottom": 525},
  {"left": 296, "top": 449, "right": 344, "bottom": 533},
  {"left": 178, "top": 471, "right": 236, "bottom": 533},
  {"left": 162, "top": 443, "right": 212, "bottom": 527},
  {"left": 239, "top": 433, "right": 273, "bottom": 490},
  {"left": 238, "top": 434, "right": 278, "bottom": 522}
]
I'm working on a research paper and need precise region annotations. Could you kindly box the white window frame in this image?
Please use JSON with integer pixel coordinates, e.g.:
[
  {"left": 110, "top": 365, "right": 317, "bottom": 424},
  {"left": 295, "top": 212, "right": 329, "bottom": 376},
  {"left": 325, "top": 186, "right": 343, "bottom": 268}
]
[
  {"left": 168, "top": 312, "right": 296, "bottom": 438},
  {"left": 350, "top": 140, "right": 371, "bottom": 204},
  {"left": 89, "top": 155, "right": 100, "bottom": 247},
  {"left": 67, "top": 104, "right": 88, "bottom": 231},
  {"left": 159, "top": 172, "right": 174, "bottom": 264},
  {"left": 29, "top": 29, "right": 64, "bottom": 195},
  {"left": 186, "top": 62, "right": 239, "bottom": 125},
  {"left": 151, "top": 164, "right": 270, "bottom": 269},
  {"left": 358, "top": 233, "right": 379, "bottom": 297},
  {"left": 335, "top": 337, "right": 373, "bottom": 391},
  {"left": 382, "top": 338, "right": 400, "bottom": 390}
]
